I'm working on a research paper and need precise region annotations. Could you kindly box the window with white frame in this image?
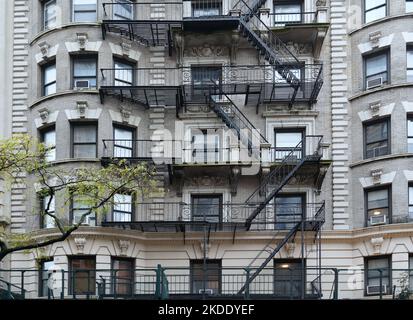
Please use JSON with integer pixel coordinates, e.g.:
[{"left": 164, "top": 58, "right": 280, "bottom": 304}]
[
  {"left": 72, "top": 0, "right": 97, "bottom": 22},
  {"left": 364, "top": 0, "right": 387, "bottom": 24},
  {"left": 365, "top": 187, "right": 390, "bottom": 226},
  {"left": 42, "top": 61, "right": 56, "bottom": 96},
  {"left": 364, "top": 50, "right": 389, "bottom": 89},
  {"left": 41, "top": 126, "right": 56, "bottom": 162},
  {"left": 364, "top": 118, "right": 390, "bottom": 159},
  {"left": 273, "top": 1, "right": 302, "bottom": 25},
  {"left": 42, "top": 195, "right": 56, "bottom": 229},
  {"left": 365, "top": 256, "right": 391, "bottom": 295},
  {"left": 71, "top": 195, "right": 96, "bottom": 226},
  {"left": 43, "top": 0, "right": 57, "bottom": 30},
  {"left": 113, "top": 0, "right": 134, "bottom": 20},
  {"left": 114, "top": 59, "right": 134, "bottom": 86},
  {"left": 407, "top": 0, "right": 413, "bottom": 13},
  {"left": 113, "top": 126, "right": 135, "bottom": 158},
  {"left": 113, "top": 193, "right": 133, "bottom": 222},
  {"left": 408, "top": 117, "right": 413, "bottom": 152}
]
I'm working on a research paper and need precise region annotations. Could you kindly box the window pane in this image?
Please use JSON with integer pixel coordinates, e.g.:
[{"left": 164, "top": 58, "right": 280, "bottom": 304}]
[
  {"left": 367, "top": 189, "right": 388, "bottom": 209},
  {"left": 192, "top": 2, "right": 221, "bottom": 17},
  {"left": 43, "top": 195, "right": 56, "bottom": 228},
  {"left": 192, "top": 196, "right": 221, "bottom": 222},
  {"left": 73, "top": 144, "right": 96, "bottom": 158},
  {"left": 365, "top": 0, "right": 386, "bottom": 11},
  {"left": 191, "top": 261, "right": 220, "bottom": 294},
  {"left": 114, "top": 61, "right": 133, "bottom": 86},
  {"left": 74, "top": 59, "right": 97, "bottom": 77},
  {"left": 275, "top": 132, "right": 302, "bottom": 148},
  {"left": 407, "top": 1, "right": 413, "bottom": 13},
  {"left": 409, "top": 187, "right": 413, "bottom": 205},
  {"left": 114, "top": 194, "right": 132, "bottom": 213},
  {"left": 73, "top": 0, "right": 97, "bottom": 22},
  {"left": 73, "top": 124, "right": 97, "bottom": 143},
  {"left": 113, "top": 0, "right": 133, "bottom": 20},
  {"left": 42, "top": 129, "right": 56, "bottom": 161},
  {"left": 366, "top": 121, "right": 387, "bottom": 144},
  {"left": 274, "top": 4, "right": 301, "bottom": 23},
  {"left": 44, "top": 0, "right": 57, "bottom": 29},
  {"left": 70, "top": 258, "right": 96, "bottom": 295},
  {"left": 366, "top": 54, "right": 387, "bottom": 77},
  {"left": 112, "top": 259, "right": 134, "bottom": 295}
]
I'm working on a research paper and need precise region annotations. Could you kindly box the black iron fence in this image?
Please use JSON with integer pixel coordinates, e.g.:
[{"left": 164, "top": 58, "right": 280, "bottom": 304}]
[{"left": 2, "top": 267, "right": 413, "bottom": 300}]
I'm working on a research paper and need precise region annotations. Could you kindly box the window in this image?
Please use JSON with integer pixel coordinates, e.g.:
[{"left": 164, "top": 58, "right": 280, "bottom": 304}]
[
  {"left": 409, "top": 255, "right": 413, "bottom": 291},
  {"left": 191, "top": 66, "right": 222, "bottom": 99},
  {"left": 408, "top": 117, "right": 413, "bottom": 152},
  {"left": 274, "top": 129, "right": 304, "bottom": 161},
  {"left": 273, "top": 64, "right": 303, "bottom": 84},
  {"left": 191, "top": 195, "right": 222, "bottom": 224},
  {"left": 364, "top": 0, "right": 387, "bottom": 23},
  {"left": 190, "top": 260, "right": 221, "bottom": 295},
  {"left": 365, "top": 256, "right": 391, "bottom": 295},
  {"left": 274, "top": 259, "right": 305, "bottom": 298},
  {"left": 407, "top": 0, "right": 413, "bottom": 13},
  {"left": 43, "top": 0, "right": 57, "bottom": 30},
  {"left": 72, "top": 0, "right": 97, "bottom": 22},
  {"left": 69, "top": 256, "right": 96, "bottom": 295},
  {"left": 113, "top": 0, "right": 133, "bottom": 20},
  {"left": 275, "top": 194, "right": 305, "bottom": 230},
  {"left": 72, "top": 56, "right": 97, "bottom": 89},
  {"left": 364, "top": 118, "right": 390, "bottom": 159},
  {"left": 407, "top": 48, "right": 413, "bottom": 82},
  {"left": 364, "top": 50, "right": 389, "bottom": 89},
  {"left": 41, "top": 195, "right": 56, "bottom": 229},
  {"left": 111, "top": 258, "right": 134, "bottom": 295},
  {"left": 114, "top": 59, "right": 134, "bottom": 86},
  {"left": 71, "top": 123, "right": 97, "bottom": 158},
  {"left": 409, "top": 184, "right": 413, "bottom": 221},
  {"left": 113, "top": 193, "right": 133, "bottom": 222},
  {"left": 71, "top": 195, "right": 96, "bottom": 226},
  {"left": 40, "top": 126, "right": 56, "bottom": 162},
  {"left": 273, "top": 1, "right": 302, "bottom": 25},
  {"left": 113, "top": 126, "right": 135, "bottom": 158},
  {"left": 365, "top": 187, "right": 391, "bottom": 226},
  {"left": 42, "top": 62, "right": 56, "bottom": 96},
  {"left": 191, "top": 129, "right": 220, "bottom": 163},
  {"left": 38, "top": 259, "right": 54, "bottom": 297},
  {"left": 192, "top": 1, "right": 222, "bottom": 17}
]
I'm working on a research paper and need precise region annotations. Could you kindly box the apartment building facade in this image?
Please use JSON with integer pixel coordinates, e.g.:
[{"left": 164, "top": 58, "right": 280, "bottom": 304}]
[{"left": 0, "top": 0, "right": 413, "bottom": 300}]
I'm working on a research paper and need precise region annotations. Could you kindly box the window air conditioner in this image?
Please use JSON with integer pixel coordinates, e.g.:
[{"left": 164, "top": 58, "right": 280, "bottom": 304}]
[
  {"left": 74, "top": 215, "right": 96, "bottom": 226},
  {"left": 366, "top": 284, "right": 388, "bottom": 295},
  {"left": 370, "top": 215, "right": 387, "bottom": 226},
  {"left": 74, "top": 80, "right": 90, "bottom": 89},
  {"left": 366, "top": 77, "right": 383, "bottom": 90}
]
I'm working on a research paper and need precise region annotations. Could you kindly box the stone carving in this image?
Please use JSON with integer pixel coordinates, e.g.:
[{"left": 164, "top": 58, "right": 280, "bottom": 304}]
[
  {"left": 184, "top": 44, "right": 226, "bottom": 57},
  {"left": 118, "top": 240, "right": 130, "bottom": 256},
  {"left": 199, "top": 241, "right": 211, "bottom": 257},
  {"left": 38, "top": 108, "right": 50, "bottom": 124},
  {"left": 174, "top": 32, "right": 184, "bottom": 66},
  {"left": 74, "top": 237, "right": 86, "bottom": 253},
  {"left": 120, "top": 106, "right": 132, "bottom": 123},
  {"left": 284, "top": 243, "right": 295, "bottom": 258},
  {"left": 230, "top": 32, "right": 240, "bottom": 63},
  {"left": 185, "top": 176, "right": 227, "bottom": 187},
  {"left": 76, "top": 101, "right": 88, "bottom": 118},
  {"left": 371, "top": 169, "right": 383, "bottom": 184},
  {"left": 38, "top": 41, "right": 50, "bottom": 60},
  {"left": 316, "top": 0, "right": 327, "bottom": 6},
  {"left": 285, "top": 42, "right": 312, "bottom": 55},
  {"left": 77, "top": 33, "right": 88, "bottom": 50},
  {"left": 121, "top": 42, "right": 131, "bottom": 57},
  {"left": 370, "top": 237, "right": 384, "bottom": 254},
  {"left": 369, "top": 101, "right": 381, "bottom": 117},
  {"left": 369, "top": 31, "right": 382, "bottom": 48}
]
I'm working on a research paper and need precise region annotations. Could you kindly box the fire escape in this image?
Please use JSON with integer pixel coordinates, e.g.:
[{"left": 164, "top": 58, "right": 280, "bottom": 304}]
[{"left": 98, "top": 0, "right": 329, "bottom": 299}]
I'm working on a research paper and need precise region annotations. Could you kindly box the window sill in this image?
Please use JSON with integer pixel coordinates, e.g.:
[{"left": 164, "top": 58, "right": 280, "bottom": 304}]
[
  {"left": 30, "top": 90, "right": 99, "bottom": 109},
  {"left": 30, "top": 22, "right": 101, "bottom": 45},
  {"left": 45, "top": 158, "right": 101, "bottom": 165},
  {"left": 349, "top": 153, "right": 413, "bottom": 168},
  {"left": 348, "top": 13, "right": 413, "bottom": 36},
  {"left": 349, "top": 83, "right": 413, "bottom": 101}
]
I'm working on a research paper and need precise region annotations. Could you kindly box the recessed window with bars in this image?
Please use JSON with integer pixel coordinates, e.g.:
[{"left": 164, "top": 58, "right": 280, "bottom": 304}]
[
  {"left": 273, "top": 1, "right": 302, "bottom": 25},
  {"left": 365, "top": 256, "right": 391, "bottom": 296},
  {"left": 69, "top": 256, "right": 96, "bottom": 295},
  {"left": 274, "top": 259, "right": 305, "bottom": 298},
  {"left": 191, "top": 1, "right": 222, "bottom": 17},
  {"left": 275, "top": 194, "right": 305, "bottom": 230},
  {"left": 190, "top": 260, "right": 221, "bottom": 295},
  {"left": 364, "top": 118, "right": 390, "bottom": 159}
]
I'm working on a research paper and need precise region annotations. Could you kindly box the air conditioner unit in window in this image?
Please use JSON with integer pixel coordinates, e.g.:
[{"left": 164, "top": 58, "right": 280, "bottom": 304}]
[
  {"left": 198, "top": 288, "right": 215, "bottom": 295},
  {"left": 73, "top": 215, "right": 96, "bottom": 226},
  {"left": 366, "top": 77, "right": 383, "bottom": 90},
  {"left": 370, "top": 215, "right": 387, "bottom": 226},
  {"left": 366, "top": 284, "right": 388, "bottom": 295},
  {"left": 74, "top": 80, "right": 90, "bottom": 89}
]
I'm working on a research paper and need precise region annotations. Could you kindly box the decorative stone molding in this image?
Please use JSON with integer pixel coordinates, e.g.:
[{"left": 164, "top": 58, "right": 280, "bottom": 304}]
[
  {"left": 76, "top": 101, "right": 88, "bottom": 118},
  {"left": 230, "top": 32, "right": 240, "bottom": 64},
  {"left": 357, "top": 34, "right": 394, "bottom": 54},
  {"left": 184, "top": 176, "right": 227, "bottom": 187},
  {"left": 38, "top": 108, "right": 50, "bottom": 124},
  {"left": 74, "top": 237, "right": 86, "bottom": 254},
  {"left": 284, "top": 243, "right": 295, "bottom": 258},
  {"left": 285, "top": 42, "right": 312, "bottom": 55},
  {"left": 316, "top": 0, "right": 327, "bottom": 6},
  {"left": 370, "top": 237, "right": 384, "bottom": 254},
  {"left": 184, "top": 44, "right": 226, "bottom": 57},
  {"left": 120, "top": 42, "right": 132, "bottom": 57},
  {"left": 369, "top": 101, "right": 381, "bottom": 117},
  {"left": 65, "top": 40, "right": 102, "bottom": 53},
  {"left": 77, "top": 33, "right": 88, "bottom": 50},
  {"left": 38, "top": 41, "right": 50, "bottom": 60},
  {"left": 65, "top": 107, "right": 102, "bottom": 120},
  {"left": 199, "top": 241, "right": 211, "bottom": 258},
  {"left": 118, "top": 240, "right": 130, "bottom": 256},
  {"left": 368, "top": 31, "right": 382, "bottom": 49},
  {"left": 359, "top": 171, "right": 396, "bottom": 188},
  {"left": 108, "top": 43, "right": 141, "bottom": 62},
  {"left": 120, "top": 106, "right": 132, "bottom": 123},
  {"left": 229, "top": 167, "right": 240, "bottom": 196},
  {"left": 370, "top": 168, "right": 383, "bottom": 184}
]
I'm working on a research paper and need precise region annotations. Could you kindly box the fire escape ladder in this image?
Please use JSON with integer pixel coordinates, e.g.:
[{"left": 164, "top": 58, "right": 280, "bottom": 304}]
[{"left": 209, "top": 85, "right": 268, "bottom": 154}]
